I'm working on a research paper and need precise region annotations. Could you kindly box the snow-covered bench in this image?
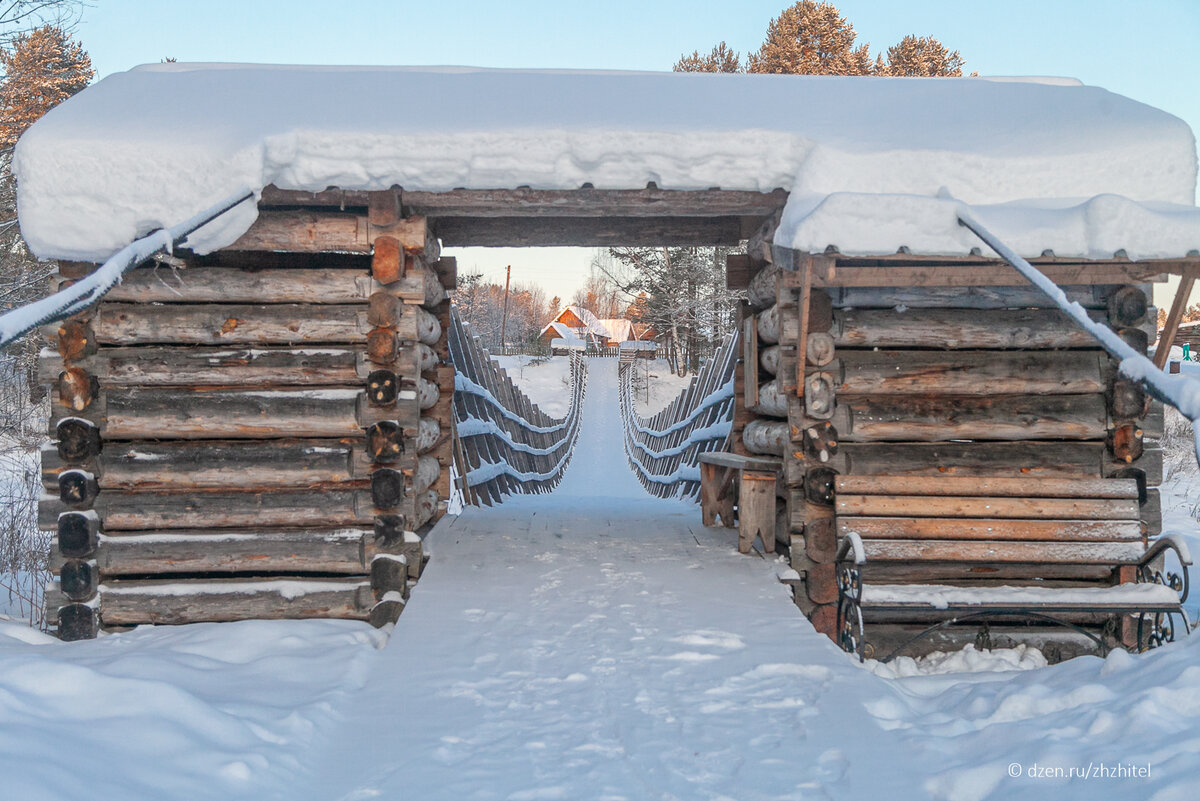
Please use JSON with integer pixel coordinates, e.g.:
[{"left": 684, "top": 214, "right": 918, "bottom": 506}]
[{"left": 832, "top": 475, "right": 1192, "bottom": 661}]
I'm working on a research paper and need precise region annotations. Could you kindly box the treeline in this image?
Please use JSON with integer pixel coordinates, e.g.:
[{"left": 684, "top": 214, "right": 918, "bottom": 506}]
[{"left": 676, "top": 1, "right": 967, "bottom": 77}]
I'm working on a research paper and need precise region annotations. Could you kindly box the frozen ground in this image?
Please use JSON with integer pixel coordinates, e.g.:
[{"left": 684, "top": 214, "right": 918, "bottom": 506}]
[{"left": 1, "top": 359, "right": 1199, "bottom": 800}]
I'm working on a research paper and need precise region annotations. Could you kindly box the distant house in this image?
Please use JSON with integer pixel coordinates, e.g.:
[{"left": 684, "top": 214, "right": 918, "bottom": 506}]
[{"left": 538, "top": 306, "right": 658, "bottom": 353}]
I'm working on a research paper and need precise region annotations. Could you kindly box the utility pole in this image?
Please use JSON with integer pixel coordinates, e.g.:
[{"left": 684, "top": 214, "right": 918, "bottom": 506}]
[{"left": 499, "top": 264, "right": 511, "bottom": 351}]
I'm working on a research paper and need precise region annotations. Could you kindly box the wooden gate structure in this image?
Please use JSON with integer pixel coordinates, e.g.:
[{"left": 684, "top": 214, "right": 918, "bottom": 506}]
[{"left": 28, "top": 185, "right": 1197, "bottom": 652}]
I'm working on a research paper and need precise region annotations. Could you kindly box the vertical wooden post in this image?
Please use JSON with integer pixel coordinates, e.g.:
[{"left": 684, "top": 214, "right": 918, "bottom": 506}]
[{"left": 738, "top": 470, "right": 776, "bottom": 554}]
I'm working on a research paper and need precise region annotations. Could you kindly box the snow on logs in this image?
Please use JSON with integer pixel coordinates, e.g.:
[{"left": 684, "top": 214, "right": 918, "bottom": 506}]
[{"left": 40, "top": 197, "right": 457, "bottom": 637}]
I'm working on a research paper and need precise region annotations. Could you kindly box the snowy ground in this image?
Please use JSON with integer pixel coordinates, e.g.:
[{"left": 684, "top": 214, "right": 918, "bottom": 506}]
[{"left": 1, "top": 359, "right": 1199, "bottom": 800}]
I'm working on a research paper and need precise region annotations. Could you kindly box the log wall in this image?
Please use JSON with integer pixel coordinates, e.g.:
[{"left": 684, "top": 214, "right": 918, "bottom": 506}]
[
  {"left": 42, "top": 192, "right": 457, "bottom": 638},
  {"left": 733, "top": 235, "right": 1166, "bottom": 642}
]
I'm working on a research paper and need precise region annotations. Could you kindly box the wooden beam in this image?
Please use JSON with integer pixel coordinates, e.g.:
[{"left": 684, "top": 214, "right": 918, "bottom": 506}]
[
  {"left": 431, "top": 216, "right": 746, "bottom": 247},
  {"left": 1154, "top": 268, "right": 1199, "bottom": 368},
  {"left": 259, "top": 185, "right": 789, "bottom": 218},
  {"left": 835, "top": 475, "right": 1139, "bottom": 499},
  {"left": 812, "top": 262, "right": 1167, "bottom": 288},
  {"left": 836, "top": 517, "right": 1143, "bottom": 541}
]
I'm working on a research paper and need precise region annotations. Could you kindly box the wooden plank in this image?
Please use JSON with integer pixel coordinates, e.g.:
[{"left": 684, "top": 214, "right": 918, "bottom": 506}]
[
  {"left": 743, "top": 316, "right": 759, "bottom": 409},
  {"left": 697, "top": 452, "right": 782, "bottom": 472},
  {"left": 837, "top": 517, "right": 1143, "bottom": 541},
  {"left": 860, "top": 539, "right": 1146, "bottom": 564},
  {"left": 835, "top": 350, "right": 1105, "bottom": 396},
  {"left": 432, "top": 216, "right": 747, "bottom": 247},
  {"left": 100, "top": 267, "right": 373, "bottom": 303},
  {"left": 836, "top": 495, "right": 1139, "bottom": 520},
  {"left": 99, "top": 578, "right": 374, "bottom": 625},
  {"left": 42, "top": 438, "right": 369, "bottom": 490},
  {"left": 39, "top": 489, "right": 374, "bottom": 531},
  {"left": 834, "top": 394, "right": 1108, "bottom": 442},
  {"left": 834, "top": 476, "right": 1139, "bottom": 499},
  {"left": 40, "top": 346, "right": 379, "bottom": 388},
  {"left": 861, "top": 563, "right": 1115, "bottom": 583},
  {"left": 828, "top": 308, "right": 1147, "bottom": 349}
]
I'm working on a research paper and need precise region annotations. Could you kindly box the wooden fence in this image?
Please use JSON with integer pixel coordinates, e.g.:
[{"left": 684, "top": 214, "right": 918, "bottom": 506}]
[
  {"left": 448, "top": 307, "right": 587, "bottom": 505},
  {"left": 618, "top": 333, "right": 739, "bottom": 500}
]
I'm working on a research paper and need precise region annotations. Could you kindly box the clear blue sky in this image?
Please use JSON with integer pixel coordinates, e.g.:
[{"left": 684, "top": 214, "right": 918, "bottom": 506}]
[{"left": 73, "top": 0, "right": 1200, "bottom": 304}]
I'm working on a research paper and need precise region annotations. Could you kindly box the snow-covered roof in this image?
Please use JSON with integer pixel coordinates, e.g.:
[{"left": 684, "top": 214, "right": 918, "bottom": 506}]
[
  {"left": 556, "top": 307, "right": 608, "bottom": 337},
  {"left": 597, "top": 319, "right": 634, "bottom": 342},
  {"left": 13, "top": 64, "right": 1200, "bottom": 261},
  {"left": 539, "top": 321, "right": 581, "bottom": 341}
]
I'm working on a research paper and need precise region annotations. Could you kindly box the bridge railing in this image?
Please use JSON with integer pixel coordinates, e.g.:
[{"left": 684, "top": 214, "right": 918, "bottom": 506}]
[
  {"left": 447, "top": 307, "right": 587, "bottom": 506},
  {"left": 618, "top": 333, "right": 740, "bottom": 500}
]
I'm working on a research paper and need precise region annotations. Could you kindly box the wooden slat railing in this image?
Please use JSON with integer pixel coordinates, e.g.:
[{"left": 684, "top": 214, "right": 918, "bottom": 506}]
[
  {"left": 447, "top": 307, "right": 587, "bottom": 505},
  {"left": 619, "top": 333, "right": 740, "bottom": 500}
]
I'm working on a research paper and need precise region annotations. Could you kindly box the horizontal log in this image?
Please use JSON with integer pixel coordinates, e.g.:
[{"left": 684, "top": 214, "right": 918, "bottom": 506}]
[
  {"left": 836, "top": 495, "right": 1140, "bottom": 520},
  {"left": 757, "top": 305, "right": 779, "bottom": 344},
  {"left": 432, "top": 215, "right": 750, "bottom": 247},
  {"left": 41, "top": 346, "right": 375, "bottom": 387},
  {"left": 743, "top": 419, "right": 789, "bottom": 456},
  {"left": 828, "top": 441, "right": 1110, "bottom": 478},
  {"left": 834, "top": 350, "right": 1106, "bottom": 396},
  {"left": 224, "top": 209, "right": 428, "bottom": 255},
  {"left": 100, "top": 266, "right": 374, "bottom": 303},
  {"left": 50, "top": 529, "right": 374, "bottom": 575},
  {"left": 833, "top": 394, "right": 1108, "bottom": 442},
  {"left": 857, "top": 538, "right": 1145, "bottom": 564},
  {"left": 40, "top": 489, "right": 376, "bottom": 531},
  {"left": 760, "top": 345, "right": 780, "bottom": 375},
  {"left": 828, "top": 308, "right": 1150, "bottom": 349},
  {"left": 813, "top": 263, "right": 1165, "bottom": 288},
  {"left": 51, "top": 388, "right": 415, "bottom": 440},
  {"left": 826, "top": 284, "right": 1118, "bottom": 310},
  {"left": 747, "top": 264, "right": 780, "bottom": 309},
  {"left": 41, "top": 438, "right": 375, "bottom": 490},
  {"left": 399, "top": 186, "right": 790, "bottom": 218},
  {"left": 99, "top": 577, "right": 374, "bottom": 625},
  {"left": 94, "top": 303, "right": 369, "bottom": 345},
  {"left": 838, "top": 517, "right": 1144, "bottom": 541},
  {"left": 751, "top": 380, "right": 787, "bottom": 418}
]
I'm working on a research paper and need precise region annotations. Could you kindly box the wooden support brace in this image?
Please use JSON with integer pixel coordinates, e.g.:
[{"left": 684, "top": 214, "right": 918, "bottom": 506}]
[{"left": 1154, "top": 269, "right": 1198, "bottom": 368}]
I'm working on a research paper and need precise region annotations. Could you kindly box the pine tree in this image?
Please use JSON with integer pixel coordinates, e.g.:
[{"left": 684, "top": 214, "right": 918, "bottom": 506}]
[
  {"left": 0, "top": 25, "right": 93, "bottom": 148},
  {"left": 673, "top": 42, "right": 741, "bottom": 73},
  {"left": 745, "top": 1, "right": 872, "bottom": 76},
  {"left": 879, "top": 35, "right": 964, "bottom": 77}
]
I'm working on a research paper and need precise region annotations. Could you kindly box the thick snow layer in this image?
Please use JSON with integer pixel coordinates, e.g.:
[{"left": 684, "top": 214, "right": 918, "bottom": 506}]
[
  {"left": 13, "top": 64, "right": 1200, "bottom": 261},
  {"left": 491, "top": 355, "right": 573, "bottom": 418}
]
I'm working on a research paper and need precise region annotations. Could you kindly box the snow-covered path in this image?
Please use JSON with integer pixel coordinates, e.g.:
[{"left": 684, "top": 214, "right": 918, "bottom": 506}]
[
  {"left": 297, "top": 358, "right": 918, "bottom": 799},
  {"left": 3, "top": 357, "right": 1200, "bottom": 801}
]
